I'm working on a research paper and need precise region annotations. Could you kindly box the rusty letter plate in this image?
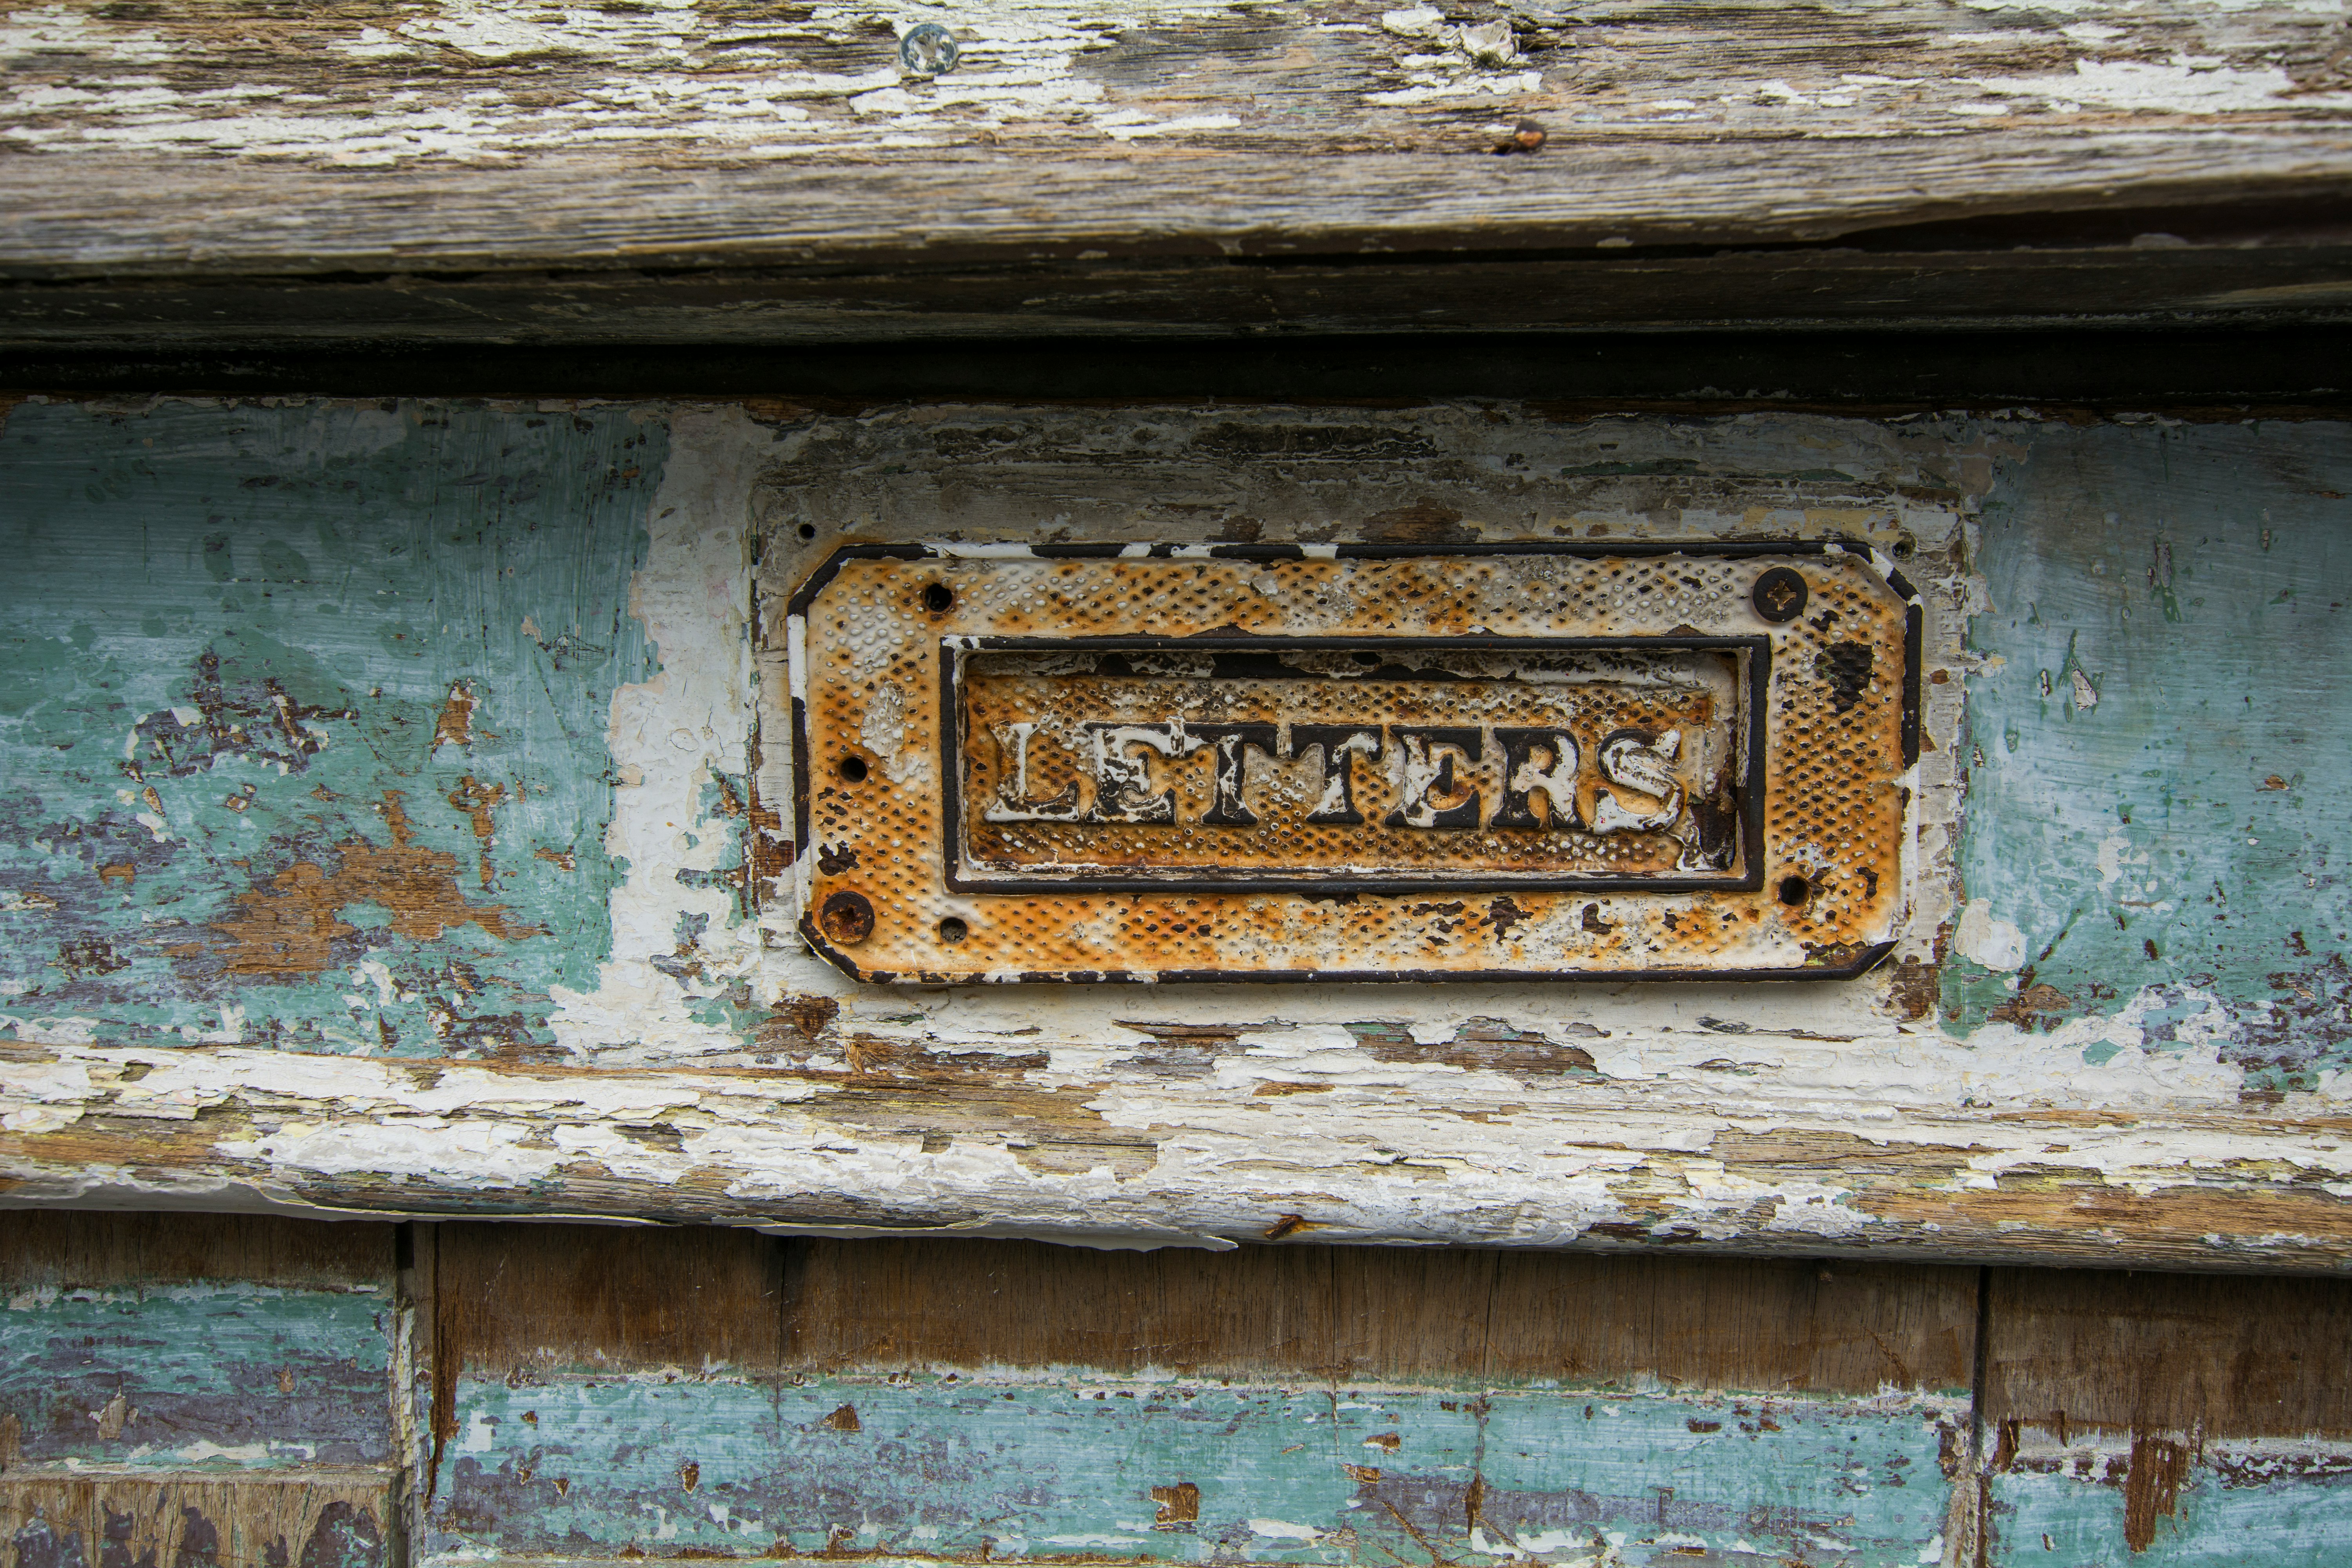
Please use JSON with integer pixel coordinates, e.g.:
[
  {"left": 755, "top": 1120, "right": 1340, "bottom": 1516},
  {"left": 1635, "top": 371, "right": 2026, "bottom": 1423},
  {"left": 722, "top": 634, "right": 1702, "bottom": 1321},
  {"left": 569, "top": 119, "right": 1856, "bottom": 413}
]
[{"left": 788, "top": 545, "right": 1918, "bottom": 983}]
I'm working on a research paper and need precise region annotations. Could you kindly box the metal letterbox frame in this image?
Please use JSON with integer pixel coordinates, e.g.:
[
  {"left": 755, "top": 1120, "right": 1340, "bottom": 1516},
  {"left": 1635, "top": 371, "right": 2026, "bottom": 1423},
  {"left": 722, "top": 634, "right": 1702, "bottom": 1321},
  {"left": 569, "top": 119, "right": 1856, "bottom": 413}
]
[{"left": 783, "top": 542, "right": 1921, "bottom": 985}]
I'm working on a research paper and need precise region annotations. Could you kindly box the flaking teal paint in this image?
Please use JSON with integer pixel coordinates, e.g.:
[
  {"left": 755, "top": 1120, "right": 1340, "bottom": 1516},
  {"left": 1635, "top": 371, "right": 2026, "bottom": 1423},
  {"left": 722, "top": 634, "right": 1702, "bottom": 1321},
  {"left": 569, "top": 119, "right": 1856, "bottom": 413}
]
[
  {"left": 427, "top": 1376, "right": 1959, "bottom": 1566},
  {"left": 1991, "top": 1460, "right": 2352, "bottom": 1565},
  {"left": 0, "top": 400, "right": 658, "bottom": 1056},
  {"left": 1956, "top": 420, "right": 2352, "bottom": 1081},
  {"left": 0, "top": 1282, "right": 390, "bottom": 1465}
]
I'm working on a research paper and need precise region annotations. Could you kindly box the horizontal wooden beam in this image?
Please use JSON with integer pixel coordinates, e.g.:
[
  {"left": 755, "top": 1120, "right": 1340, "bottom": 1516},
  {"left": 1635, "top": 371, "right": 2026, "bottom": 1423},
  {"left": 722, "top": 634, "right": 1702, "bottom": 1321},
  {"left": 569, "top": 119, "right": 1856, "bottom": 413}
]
[
  {"left": 3, "top": 398, "right": 2350, "bottom": 1272},
  {"left": 5, "top": 2, "right": 2352, "bottom": 339}
]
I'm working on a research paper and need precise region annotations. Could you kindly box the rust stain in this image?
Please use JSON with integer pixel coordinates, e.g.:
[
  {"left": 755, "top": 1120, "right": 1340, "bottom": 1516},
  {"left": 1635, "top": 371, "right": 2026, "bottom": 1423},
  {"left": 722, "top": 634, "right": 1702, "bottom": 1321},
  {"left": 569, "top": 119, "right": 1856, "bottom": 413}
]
[
  {"left": 1262, "top": 1213, "right": 1309, "bottom": 1239},
  {"left": 1885, "top": 954, "right": 1940, "bottom": 1021},
  {"left": 746, "top": 777, "right": 792, "bottom": 899},
  {"left": 194, "top": 791, "right": 542, "bottom": 976},
  {"left": 1362, "top": 500, "right": 1472, "bottom": 544},
  {"left": 677, "top": 1459, "right": 700, "bottom": 1493},
  {"left": 446, "top": 775, "right": 511, "bottom": 887},
  {"left": 534, "top": 846, "right": 577, "bottom": 871},
  {"left": 96, "top": 863, "right": 134, "bottom": 886},
  {"left": 1364, "top": 1431, "right": 1401, "bottom": 1451},
  {"left": 1987, "top": 982, "right": 2076, "bottom": 1026},
  {"left": 1149, "top": 1483, "right": 1199, "bottom": 1524},
  {"left": 821, "top": 1403, "right": 861, "bottom": 1432},
  {"left": 774, "top": 994, "right": 841, "bottom": 1047},
  {"left": 2122, "top": 1432, "right": 2190, "bottom": 1553},
  {"left": 432, "top": 681, "right": 477, "bottom": 751}
]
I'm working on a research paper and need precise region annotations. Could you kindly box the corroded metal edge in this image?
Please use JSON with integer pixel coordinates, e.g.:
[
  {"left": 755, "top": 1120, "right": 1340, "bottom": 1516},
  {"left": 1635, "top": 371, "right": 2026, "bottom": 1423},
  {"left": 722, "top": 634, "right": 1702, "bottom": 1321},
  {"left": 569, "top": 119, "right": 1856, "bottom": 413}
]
[{"left": 782, "top": 539, "right": 1922, "bottom": 986}]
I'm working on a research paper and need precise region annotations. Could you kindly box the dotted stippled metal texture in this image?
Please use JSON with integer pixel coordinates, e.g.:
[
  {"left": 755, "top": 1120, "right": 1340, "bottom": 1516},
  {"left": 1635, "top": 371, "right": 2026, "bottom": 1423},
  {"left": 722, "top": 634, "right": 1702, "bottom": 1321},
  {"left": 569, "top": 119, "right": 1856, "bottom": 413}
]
[{"left": 788, "top": 548, "right": 1915, "bottom": 983}]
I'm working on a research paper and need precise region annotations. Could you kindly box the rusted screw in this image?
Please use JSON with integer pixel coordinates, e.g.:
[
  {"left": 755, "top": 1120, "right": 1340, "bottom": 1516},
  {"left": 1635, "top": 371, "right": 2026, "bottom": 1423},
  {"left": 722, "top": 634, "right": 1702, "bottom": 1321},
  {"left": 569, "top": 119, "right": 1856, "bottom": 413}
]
[
  {"left": 1494, "top": 118, "right": 1546, "bottom": 155},
  {"left": 899, "top": 23, "right": 958, "bottom": 76},
  {"left": 818, "top": 891, "right": 876, "bottom": 946},
  {"left": 1751, "top": 566, "right": 1809, "bottom": 623}
]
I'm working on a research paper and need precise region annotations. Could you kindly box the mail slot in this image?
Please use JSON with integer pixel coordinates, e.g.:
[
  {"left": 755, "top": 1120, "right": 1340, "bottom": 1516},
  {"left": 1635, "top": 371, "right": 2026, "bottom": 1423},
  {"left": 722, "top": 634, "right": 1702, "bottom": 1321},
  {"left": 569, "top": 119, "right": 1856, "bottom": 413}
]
[
  {"left": 786, "top": 542, "right": 1918, "bottom": 984},
  {"left": 952, "top": 638, "right": 1759, "bottom": 888}
]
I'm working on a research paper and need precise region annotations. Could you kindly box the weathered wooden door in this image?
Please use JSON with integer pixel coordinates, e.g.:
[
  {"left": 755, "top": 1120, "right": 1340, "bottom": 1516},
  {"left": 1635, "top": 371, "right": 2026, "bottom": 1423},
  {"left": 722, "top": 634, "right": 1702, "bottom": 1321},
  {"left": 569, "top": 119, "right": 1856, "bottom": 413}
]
[{"left": 9, "top": 1, "right": 2352, "bottom": 1563}]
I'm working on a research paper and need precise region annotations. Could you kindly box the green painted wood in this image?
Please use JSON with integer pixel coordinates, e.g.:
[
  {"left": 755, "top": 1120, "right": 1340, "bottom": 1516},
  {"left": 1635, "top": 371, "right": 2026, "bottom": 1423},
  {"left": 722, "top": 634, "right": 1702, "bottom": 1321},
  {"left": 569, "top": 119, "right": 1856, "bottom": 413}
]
[
  {"left": 0, "top": 1282, "right": 392, "bottom": 1466},
  {"left": 0, "top": 400, "right": 657, "bottom": 1057},
  {"left": 1991, "top": 1452, "right": 2352, "bottom": 1566},
  {"left": 426, "top": 1374, "right": 1964, "bottom": 1567},
  {"left": 1955, "top": 420, "right": 2352, "bottom": 1084}
]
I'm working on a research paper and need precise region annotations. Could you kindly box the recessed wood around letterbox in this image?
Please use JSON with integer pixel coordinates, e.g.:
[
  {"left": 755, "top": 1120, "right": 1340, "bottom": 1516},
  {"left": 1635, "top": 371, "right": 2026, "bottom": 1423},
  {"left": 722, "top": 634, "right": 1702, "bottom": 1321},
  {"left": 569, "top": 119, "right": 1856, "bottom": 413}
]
[{"left": 785, "top": 544, "right": 1918, "bottom": 984}]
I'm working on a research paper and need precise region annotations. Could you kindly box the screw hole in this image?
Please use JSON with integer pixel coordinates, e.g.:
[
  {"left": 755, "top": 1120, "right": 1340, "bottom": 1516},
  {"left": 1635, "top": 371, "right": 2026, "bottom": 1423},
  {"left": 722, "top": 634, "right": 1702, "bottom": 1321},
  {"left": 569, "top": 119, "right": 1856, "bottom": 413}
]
[
  {"left": 836, "top": 754, "right": 869, "bottom": 783},
  {"left": 1777, "top": 875, "right": 1811, "bottom": 906},
  {"left": 817, "top": 891, "right": 875, "bottom": 946},
  {"left": 1892, "top": 532, "right": 1917, "bottom": 561},
  {"left": 1352, "top": 650, "right": 1382, "bottom": 667},
  {"left": 922, "top": 583, "right": 954, "bottom": 613},
  {"left": 797, "top": 523, "right": 817, "bottom": 541},
  {"left": 937, "top": 917, "right": 969, "bottom": 944}
]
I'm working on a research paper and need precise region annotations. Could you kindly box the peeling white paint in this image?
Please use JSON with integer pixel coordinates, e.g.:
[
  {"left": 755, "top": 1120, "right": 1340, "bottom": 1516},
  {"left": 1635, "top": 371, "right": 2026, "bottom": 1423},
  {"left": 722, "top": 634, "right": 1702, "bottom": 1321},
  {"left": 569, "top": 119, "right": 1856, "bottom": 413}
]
[
  {"left": 7, "top": 0, "right": 2340, "bottom": 174},
  {"left": 1955, "top": 899, "right": 2027, "bottom": 971},
  {"left": 548, "top": 407, "right": 762, "bottom": 1062}
]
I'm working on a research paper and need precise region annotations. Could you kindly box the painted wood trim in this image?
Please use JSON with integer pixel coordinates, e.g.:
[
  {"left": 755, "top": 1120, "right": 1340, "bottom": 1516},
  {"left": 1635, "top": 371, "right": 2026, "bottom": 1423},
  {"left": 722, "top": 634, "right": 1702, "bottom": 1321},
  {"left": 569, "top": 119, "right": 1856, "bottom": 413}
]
[
  {"left": 6, "top": 2, "right": 2352, "bottom": 338},
  {"left": 0, "top": 399, "right": 2348, "bottom": 1272}
]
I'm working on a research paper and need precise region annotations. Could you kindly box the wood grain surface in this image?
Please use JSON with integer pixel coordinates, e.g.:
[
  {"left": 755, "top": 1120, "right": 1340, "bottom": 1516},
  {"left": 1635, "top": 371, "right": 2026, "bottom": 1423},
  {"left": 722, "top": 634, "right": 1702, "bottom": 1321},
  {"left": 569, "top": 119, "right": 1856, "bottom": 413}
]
[
  {"left": 4, "top": 1, "right": 2352, "bottom": 340},
  {"left": 0, "top": 1474, "right": 393, "bottom": 1568},
  {"left": 1984, "top": 1268, "right": 2352, "bottom": 1440},
  {"left": 13, "top": 1214, "right": 2352, "bottom": 1566},
  {"left": 0, "top": 1210, "right": 392, "bottom": 1289},
  {"left": 786, "top": 1238, "right": 1980, "bottom": 1392}
]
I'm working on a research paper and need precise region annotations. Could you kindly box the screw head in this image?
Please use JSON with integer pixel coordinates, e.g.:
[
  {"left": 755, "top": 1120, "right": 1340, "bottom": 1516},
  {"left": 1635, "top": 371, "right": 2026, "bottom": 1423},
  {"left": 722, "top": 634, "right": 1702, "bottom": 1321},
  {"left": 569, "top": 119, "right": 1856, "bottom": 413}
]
[
  {"left": 1751, "top": 566, "right": 1809, "bottom": 623},
  {"left": 818, "top": 891, "right": 876, "bottom": 946},
  {"left": 899, "top": 23, "right": 958, "bottom": 75}
]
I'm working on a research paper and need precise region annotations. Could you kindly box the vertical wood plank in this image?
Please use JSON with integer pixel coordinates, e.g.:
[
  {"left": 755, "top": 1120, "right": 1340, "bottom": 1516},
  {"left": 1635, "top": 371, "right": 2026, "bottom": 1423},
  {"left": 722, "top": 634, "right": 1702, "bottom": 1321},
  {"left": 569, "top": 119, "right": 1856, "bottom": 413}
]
[
  {"left": 0, "top": 1212, "right": 395, "bottom": 1471},
  {"left": 1984, "top": 1269, "right": 2352, "bottom": 1438},
  {"left": 1982, "top": 1268, "right": 2352, "bottom": 1563},
  {"left": 0, "top": 1474, "right": 391, "bottom": 1568},
  {"left": 0, "top": 1214, "right": 398, "bottom": 1568}
]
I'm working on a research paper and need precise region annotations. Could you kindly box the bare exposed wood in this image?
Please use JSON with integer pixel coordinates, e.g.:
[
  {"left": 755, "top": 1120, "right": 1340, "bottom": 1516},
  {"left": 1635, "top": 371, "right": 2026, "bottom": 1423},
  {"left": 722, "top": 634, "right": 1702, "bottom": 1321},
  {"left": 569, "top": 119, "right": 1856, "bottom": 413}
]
[
  {"left": 5, "top": 2, "right": 2352, "bottom": 339},
  {"left": 0, "top": 1210, "right": 392, "bottom": 1288},
  {"left": 786, "top": 1240, "right": 1977, "bottom": 1392},
  {"left": 421, "top": 1224, "right": 1973, "bottom": 1392},
  {"left": 432, "top": 1222, "right": 784, "bottom": 1379},
  {"left": 1984, "top": 1269, "right": 2352, "bottom": 1440},
  {"left": 0, "top": 1474, "right": 392, "bottom": 1568}
]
